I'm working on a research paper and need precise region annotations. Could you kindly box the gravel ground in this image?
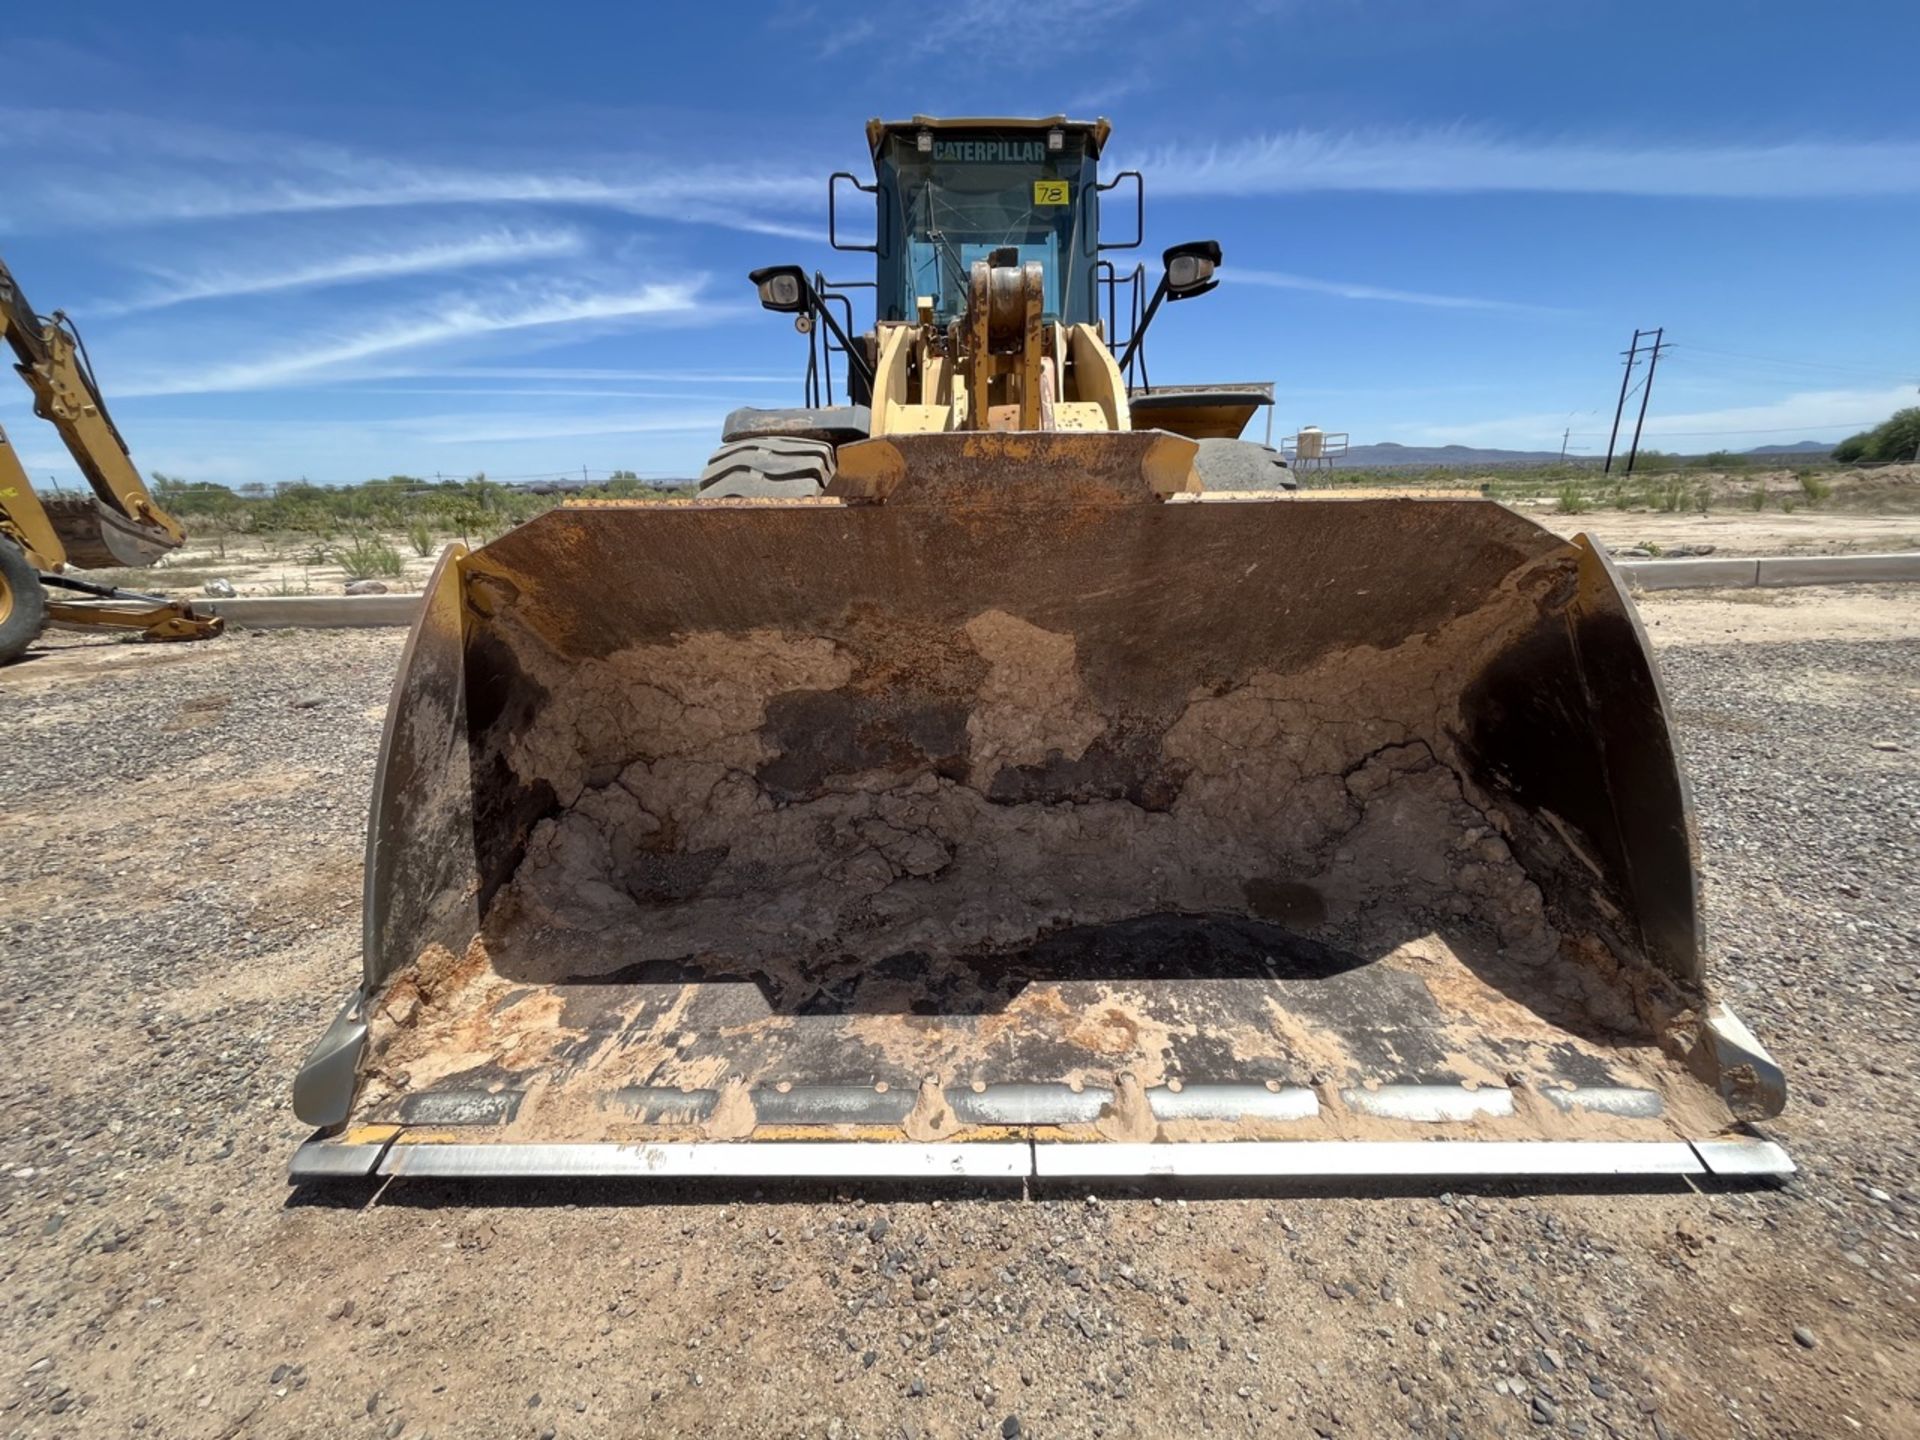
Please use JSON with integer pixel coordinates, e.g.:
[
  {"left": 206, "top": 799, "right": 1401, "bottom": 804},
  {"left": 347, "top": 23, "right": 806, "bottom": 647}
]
[{"left": 1, "top": 592, "right": 1916, "bottom": 1440}]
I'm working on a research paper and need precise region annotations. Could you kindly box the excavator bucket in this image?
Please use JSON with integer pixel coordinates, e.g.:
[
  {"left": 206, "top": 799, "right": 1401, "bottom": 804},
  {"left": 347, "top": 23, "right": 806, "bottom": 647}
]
[
  {"left": 40, "top": 493, "right": 182, "bottom": 569},
  {"left": 291, "top": 432, "right": 1789, "bottom": 1185}
]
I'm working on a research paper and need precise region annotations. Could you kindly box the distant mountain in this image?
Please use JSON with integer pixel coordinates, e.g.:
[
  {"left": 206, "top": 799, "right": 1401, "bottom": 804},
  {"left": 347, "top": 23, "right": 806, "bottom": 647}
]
[
  {"left": 1334, "top": 442, "right": 1570, "bottom": 469},
  {"left": 1743, "top": 440, "right": 1831, "bottom": 455},
  {"left": 1320, "top": 439, "right": 1835, "bottom": 470}
]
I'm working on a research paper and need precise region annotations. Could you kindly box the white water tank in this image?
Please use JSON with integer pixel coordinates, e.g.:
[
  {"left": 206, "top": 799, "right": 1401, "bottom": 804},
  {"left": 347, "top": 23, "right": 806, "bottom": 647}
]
[{"left": 1295, "top": 426, "right": 1324, "bottom": 461}]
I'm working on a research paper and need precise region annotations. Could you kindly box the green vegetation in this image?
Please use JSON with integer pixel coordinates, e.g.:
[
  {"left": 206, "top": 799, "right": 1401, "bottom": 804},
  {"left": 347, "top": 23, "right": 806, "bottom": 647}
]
[
  {"left": 1833, "top": 407, "right": 1920, "bottom": 464},
  {"left": 148, "top": 472, "right": 689, "bottom": 548},
  {"left": 1688, "top": 450, "right": 1748, "bottom": 471},
  {"left": 1654, "top": 478, "right": 1691, "bottom": 513},
  {"left": 330, "top": 532, "right": 406, "bottom": 581},
  {"left": 1289, "top": 452, "right": 1893, "bottom": 521}
]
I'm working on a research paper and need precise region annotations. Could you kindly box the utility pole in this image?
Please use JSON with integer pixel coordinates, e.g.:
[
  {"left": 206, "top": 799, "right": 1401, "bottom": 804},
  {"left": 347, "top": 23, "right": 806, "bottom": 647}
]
[
  {"left": 1604, "top": 329, "right": 1649, "bottom": 474},
  {"left": 1624, "top": 328, "right": 1668, "bottom": 476},
  {"left": 1560, "top": 427, "right": 1570, "bottom": 461}
]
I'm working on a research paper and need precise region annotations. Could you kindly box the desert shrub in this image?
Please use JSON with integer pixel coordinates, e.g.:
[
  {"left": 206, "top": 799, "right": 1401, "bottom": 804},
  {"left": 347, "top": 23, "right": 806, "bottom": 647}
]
[
  {"left": 1687, "top": 450, "right": 1747, "bottom": 470},
  {"left": 331, "top": 532, "right": 405, "bottom": 580}
]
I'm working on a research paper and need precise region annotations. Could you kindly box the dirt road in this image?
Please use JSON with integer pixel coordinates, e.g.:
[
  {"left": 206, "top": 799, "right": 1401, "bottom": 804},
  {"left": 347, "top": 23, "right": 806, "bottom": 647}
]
[
  {"left": 1, "top": 587, "right": 1916, "bottom": 1439},
  {"left": 1544, "top": 509, "right": 1920, "bottom": 558}
]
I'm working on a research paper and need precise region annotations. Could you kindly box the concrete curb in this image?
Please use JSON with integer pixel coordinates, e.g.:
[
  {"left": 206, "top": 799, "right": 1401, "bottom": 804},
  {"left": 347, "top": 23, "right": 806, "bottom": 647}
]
[
  {"left": 1619, "top": 552, "right": 1920, "bottom": 592},
  {"left": 1618, "top": 557, "right": 1759, "bottom": 591},
  {"left": 196, "top": 594, "right": 423, "bottom": 628},
  {"left": 180, "top": 552, "right": 1920, "bottom": 631},
  {"left": 1753, "top": 553, "right": 1920, "bottom": 587}
]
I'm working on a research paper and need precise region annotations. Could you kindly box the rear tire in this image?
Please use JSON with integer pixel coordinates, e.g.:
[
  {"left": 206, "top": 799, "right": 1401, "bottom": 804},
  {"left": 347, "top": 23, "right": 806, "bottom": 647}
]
[
  {"left": 697, "top": 437, "right": 836, "bottom": 499},
  {"left": 0, "top": 538, "right": 49, "bottom": 666}
]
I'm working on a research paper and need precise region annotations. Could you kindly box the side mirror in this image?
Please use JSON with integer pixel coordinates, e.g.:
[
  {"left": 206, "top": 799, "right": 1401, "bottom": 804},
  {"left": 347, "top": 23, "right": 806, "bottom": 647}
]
[
  {"left": 750, "top": 264, "right": 811, "bottom": 314},
  {"left": 1163, "top": 240, "right": 1222, "bottom": 301}
]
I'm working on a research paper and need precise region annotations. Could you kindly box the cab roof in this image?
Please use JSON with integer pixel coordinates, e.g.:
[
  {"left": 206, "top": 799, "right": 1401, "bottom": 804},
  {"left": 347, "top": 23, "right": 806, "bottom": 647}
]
[{"left": 866, "top": 115, "right": 1112, "bottom": 158}]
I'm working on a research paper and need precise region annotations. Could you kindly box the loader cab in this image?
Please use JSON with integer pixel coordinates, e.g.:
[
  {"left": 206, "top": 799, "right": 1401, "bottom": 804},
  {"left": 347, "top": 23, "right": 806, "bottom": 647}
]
[{"left": 856, "top": 118, "right": 1115, "bottom": 329}]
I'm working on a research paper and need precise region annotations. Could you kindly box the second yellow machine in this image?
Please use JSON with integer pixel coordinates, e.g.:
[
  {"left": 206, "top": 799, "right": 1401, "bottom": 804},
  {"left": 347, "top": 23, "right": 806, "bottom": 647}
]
[{"left": 0, "top": 255, "right": 219, "bottom": 664}]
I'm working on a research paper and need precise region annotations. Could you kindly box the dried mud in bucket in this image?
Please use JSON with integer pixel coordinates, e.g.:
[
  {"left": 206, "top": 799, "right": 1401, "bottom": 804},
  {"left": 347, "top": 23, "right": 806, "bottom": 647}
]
[{"left": 355, "top": 494, "right": 1738, "bottom": 1145}]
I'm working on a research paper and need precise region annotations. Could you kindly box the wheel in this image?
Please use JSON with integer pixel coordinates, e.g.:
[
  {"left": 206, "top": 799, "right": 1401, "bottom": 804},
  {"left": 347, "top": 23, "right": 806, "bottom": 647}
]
[
  {"left": 697, "top": 437, "right": 836, "bottom": 499},
  {"left": 1193, "top": 437, "right": 1298, "bottom": 492},
  {"left": 0, "top": 537, "right": 49, "bottom": 665},
  {"left": 721, "top": 404, "right": 870, "bottom": 446}
]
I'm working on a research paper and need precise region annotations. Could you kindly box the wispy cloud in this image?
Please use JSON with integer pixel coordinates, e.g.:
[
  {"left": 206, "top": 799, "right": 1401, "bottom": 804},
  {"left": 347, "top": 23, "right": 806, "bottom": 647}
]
[
  {"left": 116, "top": 280, "right": 725, "bottom": 396},
  {"left": 365, "top": 386, "right": 754, "bottom": 401},
  {"left": 107, "top": 227, "right": 588, "bottom": 312},
  {"left": 1133, "top": 128, "right": 1920, "bottom": 199},
  {"left": 0, "top": 106, "right": 826, "bottom": 237},
  {"left": 816, "top": 18, "right": 878, "bottom": 57},
  {"left": 1625, "top": 385, "right": 1917, "bottom": 441},
  {"left": 1408, "top": 384, "right": 1914, "bottom": 450},
  {"left": 416, "top": 365, "right": 792, "bottom": 384},
  {"left": 403, "top": 411, "right": 729, "bottom": 445},
  {"left": 813, "top": 0, "right": 1143, "bottom": 61},
  {"left": 1229, "top": 268, "right": 1563, "bottom": 315},
  {"left": 1063, "top": 71, "right": 1158, "bottom": 115}
]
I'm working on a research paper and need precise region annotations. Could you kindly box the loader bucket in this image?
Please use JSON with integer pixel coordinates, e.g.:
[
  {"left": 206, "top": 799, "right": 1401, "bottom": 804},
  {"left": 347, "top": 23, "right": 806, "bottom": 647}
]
[{"left": 292, "top": 432, "right": 1789, "bottom": 1184}]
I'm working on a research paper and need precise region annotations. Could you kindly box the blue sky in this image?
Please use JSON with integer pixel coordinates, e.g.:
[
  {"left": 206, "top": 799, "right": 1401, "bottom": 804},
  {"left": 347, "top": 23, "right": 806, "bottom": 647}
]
[{"left": 3, "top": 1, "right": 1917, "bottom": 486}]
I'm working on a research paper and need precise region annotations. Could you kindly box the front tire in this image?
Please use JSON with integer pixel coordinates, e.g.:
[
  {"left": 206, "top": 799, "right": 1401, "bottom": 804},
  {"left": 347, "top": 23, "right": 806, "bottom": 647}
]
[
  {"left": 0, "top": 538, "right": 49, "bottom": 666},
  {"left": 697, "top": 437, "right": 836, "bottom": 499}
]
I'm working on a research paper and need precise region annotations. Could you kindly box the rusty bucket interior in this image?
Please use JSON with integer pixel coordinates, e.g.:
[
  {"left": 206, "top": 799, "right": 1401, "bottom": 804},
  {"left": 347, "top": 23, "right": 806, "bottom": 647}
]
[{"left": 291, "top": 435, "right": 1789, "bottom": 1184}]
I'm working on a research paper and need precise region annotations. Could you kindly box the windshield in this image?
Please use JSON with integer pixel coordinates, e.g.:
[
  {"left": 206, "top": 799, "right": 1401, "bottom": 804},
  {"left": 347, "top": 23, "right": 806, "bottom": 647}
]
[{"left": 880, "top": 133, "right": 1092, "bottom": 324}]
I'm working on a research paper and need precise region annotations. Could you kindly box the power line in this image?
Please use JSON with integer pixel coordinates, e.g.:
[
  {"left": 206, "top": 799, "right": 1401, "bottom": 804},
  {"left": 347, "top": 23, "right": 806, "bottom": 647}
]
[
  {"left": 1672, "top": 344, "right": 1919, "bottom": 383},
  {"left": 1630, "top": 420, "right": 1887, "bottom": 437},
  {"left": 1566, "top": 420, "right": 1886, "bottom": 439}
]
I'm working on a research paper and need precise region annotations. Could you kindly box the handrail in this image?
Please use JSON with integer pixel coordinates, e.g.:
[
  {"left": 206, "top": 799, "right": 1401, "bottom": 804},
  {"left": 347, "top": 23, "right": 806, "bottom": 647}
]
[
  {"left": 828, "top": 172, "right": 882, "bottom": 253},
  {"left": 1096, "top": 170, "right": 1144, "bottom": 251}
]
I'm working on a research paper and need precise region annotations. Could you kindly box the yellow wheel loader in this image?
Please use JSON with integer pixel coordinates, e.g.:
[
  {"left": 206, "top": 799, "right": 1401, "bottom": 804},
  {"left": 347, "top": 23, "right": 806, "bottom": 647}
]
[
  {"left": 291, "top": 116, "right": 1789, "bottom": 1186},
  {"left": 0, "top": 256, "right": 221, "bottom": 666}
]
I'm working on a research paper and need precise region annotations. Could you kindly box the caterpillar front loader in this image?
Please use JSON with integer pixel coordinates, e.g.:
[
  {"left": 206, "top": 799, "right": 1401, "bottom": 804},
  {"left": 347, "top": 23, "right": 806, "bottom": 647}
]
[
  {"left": 0, "top": 254, "right": 221, "bottom": 665},
  {"left": 291, "top": 115, "right": 1789, "bottom": 1186}
]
